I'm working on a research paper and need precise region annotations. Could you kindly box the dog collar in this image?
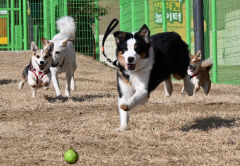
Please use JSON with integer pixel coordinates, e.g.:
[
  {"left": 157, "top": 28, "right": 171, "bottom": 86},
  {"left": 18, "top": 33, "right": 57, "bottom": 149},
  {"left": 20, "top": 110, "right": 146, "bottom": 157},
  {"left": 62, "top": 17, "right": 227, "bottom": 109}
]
[{"left": 188, "top": 71, "right": 199, "bottom": 79}]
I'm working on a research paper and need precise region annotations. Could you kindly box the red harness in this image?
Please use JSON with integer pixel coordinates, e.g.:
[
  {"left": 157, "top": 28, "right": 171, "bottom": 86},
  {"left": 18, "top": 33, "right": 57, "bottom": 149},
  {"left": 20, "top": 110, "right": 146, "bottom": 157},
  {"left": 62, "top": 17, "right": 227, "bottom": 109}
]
[{"left": 30, "top": 65, "right": 50, "bottom": 83}]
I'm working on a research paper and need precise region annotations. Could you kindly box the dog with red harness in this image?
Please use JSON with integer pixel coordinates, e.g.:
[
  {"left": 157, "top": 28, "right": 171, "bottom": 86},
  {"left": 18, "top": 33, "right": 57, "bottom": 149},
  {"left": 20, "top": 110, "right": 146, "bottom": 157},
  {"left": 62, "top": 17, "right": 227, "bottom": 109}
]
[{"left": 19, "top": 40, "right": 54, "bottom": 98}]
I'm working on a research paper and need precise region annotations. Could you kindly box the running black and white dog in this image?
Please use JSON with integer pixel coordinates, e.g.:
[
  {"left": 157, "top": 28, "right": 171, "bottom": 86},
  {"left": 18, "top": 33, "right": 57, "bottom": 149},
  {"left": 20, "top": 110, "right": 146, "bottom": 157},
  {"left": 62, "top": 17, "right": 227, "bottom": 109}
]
[{"left": 113, "top": 24, "right": 190, "bottom": 131}]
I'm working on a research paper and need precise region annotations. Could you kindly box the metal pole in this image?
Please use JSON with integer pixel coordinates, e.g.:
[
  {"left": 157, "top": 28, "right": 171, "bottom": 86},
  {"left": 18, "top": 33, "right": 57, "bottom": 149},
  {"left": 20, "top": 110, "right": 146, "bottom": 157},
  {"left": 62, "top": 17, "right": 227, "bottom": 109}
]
[
  {"left": 10, "top": 0, "right": 15, "bottom": 50},
  {"left": 212, "top": 0, "right": 218, "bottom": 83},
  {"left": 131, "top": 0, "right": 135, "bottom": 32},
  {"left": 144, "top": 0, "right": 149, "bottom": 27},
  {"left": 193, "top": 0, "right": 204, "bottom": 60},
  {"left": 186, "top": 0, "right": 191, "bottom": 51},
  {"left": 23, "top": 0, "right": 28, "bottom": 50},
  {"left": 162, "top": 0, "right": 167, "bottom": 32},
  {"left": 94, "top": 0, "right": 100, "bottom": 61}
]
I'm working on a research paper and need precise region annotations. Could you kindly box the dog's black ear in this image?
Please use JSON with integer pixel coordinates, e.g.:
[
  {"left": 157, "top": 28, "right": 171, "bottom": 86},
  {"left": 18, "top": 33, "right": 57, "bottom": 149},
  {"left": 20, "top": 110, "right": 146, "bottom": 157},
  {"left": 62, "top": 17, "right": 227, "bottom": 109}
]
[
  {"left": 137, "top": 24, "right": 150, "bottom": 44},
  {"left": 31, "top": 41, "right": 38, "bottom": 52},
  {"left": 41, "top": 38, "right": 50, "bottom": 48},
  {"left": 113, "top": 31, "right": 132, "bottom": 44}
]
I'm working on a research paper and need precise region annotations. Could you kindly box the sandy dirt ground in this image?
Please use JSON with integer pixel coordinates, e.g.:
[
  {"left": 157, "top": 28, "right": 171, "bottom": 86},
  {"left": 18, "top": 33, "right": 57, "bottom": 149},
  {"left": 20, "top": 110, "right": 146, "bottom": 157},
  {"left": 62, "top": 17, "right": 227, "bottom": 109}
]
[{"left": 0, "top": 51, "right": 240, "bottom": 166}]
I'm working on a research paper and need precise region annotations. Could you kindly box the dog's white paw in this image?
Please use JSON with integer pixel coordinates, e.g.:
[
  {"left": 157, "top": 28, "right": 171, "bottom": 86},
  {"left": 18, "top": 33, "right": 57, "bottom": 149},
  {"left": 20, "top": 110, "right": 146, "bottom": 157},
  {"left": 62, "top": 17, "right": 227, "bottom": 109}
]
[
  {"left": 115, "top": 126, "right": 129, "bottom": 131},
  {"left": 165, "top": 92, "right": 171, "bottom": 97},
  {"left": 65, "top": 89, "right": 70, "bottom": 98}
]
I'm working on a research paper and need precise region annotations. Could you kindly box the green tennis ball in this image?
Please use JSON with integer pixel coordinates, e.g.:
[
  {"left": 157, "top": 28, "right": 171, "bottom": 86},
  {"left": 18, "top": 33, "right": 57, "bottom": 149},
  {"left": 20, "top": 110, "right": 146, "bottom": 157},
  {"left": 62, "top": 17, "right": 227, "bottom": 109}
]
[{"left": 64, "top": 149, "right": 78, "bottom": 164}]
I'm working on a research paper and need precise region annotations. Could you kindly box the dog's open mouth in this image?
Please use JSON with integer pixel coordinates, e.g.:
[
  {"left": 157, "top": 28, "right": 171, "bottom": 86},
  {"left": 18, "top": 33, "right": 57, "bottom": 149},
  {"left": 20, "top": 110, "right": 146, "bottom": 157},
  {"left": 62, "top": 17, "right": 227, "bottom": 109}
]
[
  {"left": 127, "top": 64, "right": 136, "bottom": 70},
  {"left": 39, "top": 64, "right": 45, "bottom": 70},
  {"left": 188, "top": 66, "right": 196, "bottom": 72},
  {"left": 38, "top": 61, "right": 48, "bottom": 70}
]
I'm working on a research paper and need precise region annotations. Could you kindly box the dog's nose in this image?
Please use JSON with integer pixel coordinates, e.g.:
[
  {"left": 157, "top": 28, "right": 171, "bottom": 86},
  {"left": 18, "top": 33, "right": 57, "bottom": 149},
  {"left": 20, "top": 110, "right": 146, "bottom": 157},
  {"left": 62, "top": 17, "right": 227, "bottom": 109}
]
[
  {"left": 40, "top": 61, "right": 44, "bottom": 65},
  {"left": 128, "top": 57, "right": 134, "bottom": 63}
]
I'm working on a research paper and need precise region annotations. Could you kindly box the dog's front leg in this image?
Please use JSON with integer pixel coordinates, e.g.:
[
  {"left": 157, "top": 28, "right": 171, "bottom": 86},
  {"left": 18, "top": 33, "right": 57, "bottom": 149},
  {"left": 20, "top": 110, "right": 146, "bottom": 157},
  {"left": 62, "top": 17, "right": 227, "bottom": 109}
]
[
  {"left": 183, "top": 77, "right": 194, "bottom": 96},
  {"left": 42, "top": 74, "right": 51, "bottom": 90},
  {"left": 30, "top": 86, "right": 37, "bottom": 98},
  {"left": 120, "top": 89, "right": 148, "bottom": 111},
  {"left": 51, "top": 71, "right": 61, "bottom": 97},
  {"left": 116, "top": 97, "right": 131, "bottom": 131},
  {"left": 28, "top": 72, "right": 37, "bottom": 98}
]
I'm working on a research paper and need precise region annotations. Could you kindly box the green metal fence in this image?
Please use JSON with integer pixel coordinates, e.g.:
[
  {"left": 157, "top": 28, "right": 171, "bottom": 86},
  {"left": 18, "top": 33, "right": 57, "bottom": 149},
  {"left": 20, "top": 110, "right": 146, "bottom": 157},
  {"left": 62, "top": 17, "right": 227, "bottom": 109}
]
[
  {"left": 0, "top": 0, "right": 23, "bottom": 50},
  {"left": 1, "top": 0, "right": 240, "bottom": 85}
]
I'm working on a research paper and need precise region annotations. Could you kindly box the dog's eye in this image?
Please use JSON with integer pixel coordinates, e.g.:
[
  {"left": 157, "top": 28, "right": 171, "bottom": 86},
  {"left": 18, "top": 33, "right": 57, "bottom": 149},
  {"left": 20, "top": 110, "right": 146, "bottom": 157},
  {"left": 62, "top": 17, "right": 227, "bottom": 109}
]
[
  {"left": 134, "top": 47, "right": 142, "bottom": 54},
  {"left": 55, "top": 51, "right": 60, "bottom": 54},
  {"left": 44, "top": 56, "right": 48, "bottom": 59},
  {"left": 121, "top": 48, "right": 127, "bottom": 53},
  {"left": 36, "top": 55, "right": 40, "bottom": 58}
]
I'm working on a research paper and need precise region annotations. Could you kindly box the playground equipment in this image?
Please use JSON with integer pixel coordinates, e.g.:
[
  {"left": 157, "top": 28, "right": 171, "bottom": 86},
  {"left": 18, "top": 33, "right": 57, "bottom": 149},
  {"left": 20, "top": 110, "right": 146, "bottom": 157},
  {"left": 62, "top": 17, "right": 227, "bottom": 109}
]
[{"left": 1, "top": 0, "right": 240, "bottom": 85}]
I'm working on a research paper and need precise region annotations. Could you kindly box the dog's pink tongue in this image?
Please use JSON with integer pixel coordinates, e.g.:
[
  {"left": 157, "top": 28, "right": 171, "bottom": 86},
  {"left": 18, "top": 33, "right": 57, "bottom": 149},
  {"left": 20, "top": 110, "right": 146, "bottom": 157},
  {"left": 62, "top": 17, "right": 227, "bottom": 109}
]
[
  {"left": 127, "top": 64, "right": 135, "bottom": 70},
  {"left": 39, "top": 65, "right": 44, "bottom": 70}
]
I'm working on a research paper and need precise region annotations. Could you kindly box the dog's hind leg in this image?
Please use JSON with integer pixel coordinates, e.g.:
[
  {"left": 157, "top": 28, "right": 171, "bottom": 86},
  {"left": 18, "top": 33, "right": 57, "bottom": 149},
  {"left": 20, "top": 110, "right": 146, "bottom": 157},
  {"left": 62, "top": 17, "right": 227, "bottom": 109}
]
[
  {"left": 70, "top": 75, "right": 76, "bottom": 91},
  {"left": 65, "top": 72, "right": 72, "bottom": 97},
  {"left": 19, "top": 65, "right": 30, "bottom": 89},
  {"left": 202, "top": 79, "right": 211, "bottom": 95},
  {"left": 164, "top": 76, "right": 173, "bottom": 97},
  {"left": 51, "top": 71, "right": 62, "bottom": 97},
  {"left": 19, "top": 78, "right": 26, "bottom": 89}
]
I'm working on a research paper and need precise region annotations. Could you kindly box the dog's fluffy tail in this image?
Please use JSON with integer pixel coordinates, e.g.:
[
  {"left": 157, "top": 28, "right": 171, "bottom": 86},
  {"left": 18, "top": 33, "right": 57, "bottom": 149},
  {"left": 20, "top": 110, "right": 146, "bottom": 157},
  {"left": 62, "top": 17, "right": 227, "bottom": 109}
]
[
  {"left": 201, "top": 58, "right": 213, "bottom": 72},
  {"left": 56, "top": 16, "right": 76, "bottom": 40}
]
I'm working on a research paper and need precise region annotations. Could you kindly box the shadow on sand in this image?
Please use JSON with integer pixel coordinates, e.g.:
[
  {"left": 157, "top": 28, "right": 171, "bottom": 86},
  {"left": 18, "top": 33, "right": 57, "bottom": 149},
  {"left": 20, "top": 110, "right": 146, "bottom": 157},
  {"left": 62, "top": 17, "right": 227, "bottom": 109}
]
[
  {"left": 182, "top": 116, "right": 237, "bottom": 132},
  {"left": 0, "top": 79, "right": 18, "bottom": 85},
  {"left": 44, "top": 93, "right": 113, "bottom": 103}
]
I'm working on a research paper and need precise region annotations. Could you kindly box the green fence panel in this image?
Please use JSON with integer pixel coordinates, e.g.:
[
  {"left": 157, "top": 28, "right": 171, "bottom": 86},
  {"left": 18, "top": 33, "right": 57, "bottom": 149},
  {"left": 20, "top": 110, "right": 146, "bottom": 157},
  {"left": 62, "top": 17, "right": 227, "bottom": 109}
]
[
  {"left": 120, "top": 0, "right": 132, "bottom": 31},
  {"left": 210, "top": 0, "right": 240, "bottom": 84},
  {"left": 133, "top": 0, "right": 145, "bottom": 32},
  {"left": 14, "top": 25, "right": 23, "bottom": 50}
]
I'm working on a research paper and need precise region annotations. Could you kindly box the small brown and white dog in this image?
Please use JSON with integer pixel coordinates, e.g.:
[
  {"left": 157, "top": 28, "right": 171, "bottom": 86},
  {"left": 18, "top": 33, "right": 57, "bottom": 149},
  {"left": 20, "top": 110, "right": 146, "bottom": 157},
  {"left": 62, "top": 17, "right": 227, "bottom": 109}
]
[
  {"left": 182, "top": 50, "right": 213, "bottom": 96},
  {"left": 18, "top": 40, "right": 54, "bottom": 97}
]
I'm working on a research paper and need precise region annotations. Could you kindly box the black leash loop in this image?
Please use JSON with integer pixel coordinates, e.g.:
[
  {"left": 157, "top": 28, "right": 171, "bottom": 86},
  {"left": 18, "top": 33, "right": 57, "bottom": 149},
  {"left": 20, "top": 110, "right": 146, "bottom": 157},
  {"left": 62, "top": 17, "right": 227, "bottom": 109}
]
[{"left": 102, "top": 18, "right": 119, "bottom": 67}]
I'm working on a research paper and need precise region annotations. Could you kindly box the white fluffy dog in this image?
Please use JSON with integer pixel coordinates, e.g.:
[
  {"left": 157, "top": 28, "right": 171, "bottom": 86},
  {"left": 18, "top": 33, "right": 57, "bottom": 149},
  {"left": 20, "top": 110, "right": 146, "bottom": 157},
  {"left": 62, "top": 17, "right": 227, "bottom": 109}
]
[{"left": 42, "top": 16, "right": 77, "bottom": 97}]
